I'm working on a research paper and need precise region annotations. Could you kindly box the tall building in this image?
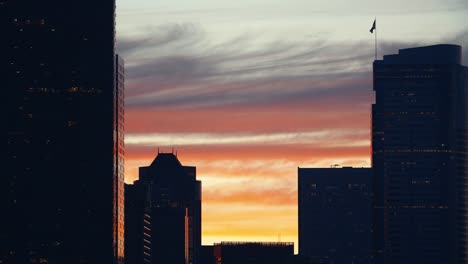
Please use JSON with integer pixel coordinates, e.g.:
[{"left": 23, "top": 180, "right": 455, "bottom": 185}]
[
  {"left": 139, "top": 152, "right": 202, "bottom": 264},
  {"left": 372, "top": 44, "right": 468, "bottom": 263},
  {"left": 298, "top": 167, "right": 372, "bottom": 264},
  {"left": 213, "top": 242, "right": 294, "bottom": 264},
  {"left": 1, "top": 0, "right": 124, "bottom": 263},
  {"left": 125, "top": 181, "right": 152, "bottom": 264}
]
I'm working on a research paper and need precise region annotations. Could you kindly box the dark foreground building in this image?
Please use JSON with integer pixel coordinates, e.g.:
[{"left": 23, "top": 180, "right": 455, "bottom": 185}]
[
  {"left": 298, "top": 167, "right": 372, "bottom": 264},
  {"left": 1, "top": 0, "right": 124, "bottom": 263},
  {"left": 139, "top": 152, "right": 202, "bottom": 264},
  {"left": 213, "top": 242, "right": 294, "bottom": 264},
  {"left": 372, "top": 44, "right": 468, "bottom": 263}
]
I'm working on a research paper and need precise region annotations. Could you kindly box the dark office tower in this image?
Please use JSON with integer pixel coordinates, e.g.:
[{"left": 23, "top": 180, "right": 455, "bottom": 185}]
[
  {"left": 212, "top": 242, "right": 294, "bottom": 264},
  {"left": 372, "top": 44, "right": 468, "bottom": 264},
  {"left": 298, "top": 167, "right": 372, "bottom": 264},
  {"left": 139, "top": 152, "right": 202, "bottom": 264},
  {"left": 1, "top": 0, "right": 123, "bottom": 263},
  {"left": 125, "top": 182, "right": 152, "bottom": 264}
]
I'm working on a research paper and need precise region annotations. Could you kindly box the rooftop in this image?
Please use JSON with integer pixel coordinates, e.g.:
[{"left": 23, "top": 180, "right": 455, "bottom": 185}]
[{"left": 378, "top": 44, "right": 461, "bottom": 65}]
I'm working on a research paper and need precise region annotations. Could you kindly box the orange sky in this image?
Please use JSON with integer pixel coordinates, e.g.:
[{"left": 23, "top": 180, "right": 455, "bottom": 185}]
[{"left": 124, "top": 100, "right": 372, "bottom": 251}]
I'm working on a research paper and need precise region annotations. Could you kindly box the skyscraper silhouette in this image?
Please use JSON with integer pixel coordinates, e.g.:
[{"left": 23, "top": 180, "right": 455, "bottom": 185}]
[
  {"left": 298, "top": 167, "right": 372, "bottom": 264},
  {"left": 1, "top": 0, "right": 124, "bottom": 263},
  {"left": 139, "top": 152, "right": 202, "bottom": 264},
  {"left": 372, "top": 44, "right": 468, "bottom": 264}
]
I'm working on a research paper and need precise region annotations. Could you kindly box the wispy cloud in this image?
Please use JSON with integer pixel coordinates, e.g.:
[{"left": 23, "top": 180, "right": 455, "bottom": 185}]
[
  {"left": 116, "top": 23, "right": 376, "bottom": 110},
  {"left": 118, "top": 23, "right": 467, "bottom": 111},
  {"left": 118, "top": 24, "right": 374, "bottom": 83},
  {"left": 125, "top": 130, "right": 369, "bottom": 147}
]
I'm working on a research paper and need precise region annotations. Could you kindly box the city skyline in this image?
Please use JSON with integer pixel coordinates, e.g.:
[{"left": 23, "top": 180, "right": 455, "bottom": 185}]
[
  {"left": 3, "top": 0, "right": 468, "bottom": 261},
  {"left": 117, "top": 0, "right": 468, "bottom": 249}
]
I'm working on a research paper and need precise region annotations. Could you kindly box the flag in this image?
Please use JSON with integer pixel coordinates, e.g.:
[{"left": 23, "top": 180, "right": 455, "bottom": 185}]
[{"left": 370, "top": 19, "right": 376, "bottom": 33}]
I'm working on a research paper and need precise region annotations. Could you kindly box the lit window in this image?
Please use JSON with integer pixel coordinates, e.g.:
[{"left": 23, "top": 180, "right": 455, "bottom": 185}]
[{"left": 67, "top": 121, "right": 78, "bottom": 127}]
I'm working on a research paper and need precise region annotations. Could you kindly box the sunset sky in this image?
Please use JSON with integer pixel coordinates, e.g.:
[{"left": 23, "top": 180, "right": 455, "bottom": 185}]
[{"left": 116, "top": 0, "right": 468, "bottom": 250}]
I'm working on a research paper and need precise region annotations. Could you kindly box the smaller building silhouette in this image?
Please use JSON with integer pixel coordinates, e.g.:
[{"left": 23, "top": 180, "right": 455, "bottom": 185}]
[
  {"left": 139, "top": 152, "right": 202, "bottom": 264},
  {"left": 212, "top": 242, "right": 294, "bottom": 264},
  {"left": 125, "top": 181, "right": 152, "bottom": 264},
  {"left": 298, "top": 167, "right": 372, "bottom": 264}
]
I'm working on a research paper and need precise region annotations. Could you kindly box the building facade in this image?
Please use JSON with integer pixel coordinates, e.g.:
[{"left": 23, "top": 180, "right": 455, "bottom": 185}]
[
  {"left": 372, "top": 44, "right": 468, "bottom": 263},
  {"left": 213, "top": 242, "right": 294, "bottom": 264},
  {"left": 1, "top": 0, "right": 123, "bottom": 263},
  {"left": 125, "top": 181, "right": 152, "bottom": 264},
  {"left": 298, "top": 167, "right": 372, "bottom": 264},
  {"left": 139, "top": 152, "right": 202, "bottom": 264},
  {"left": 200, "top": 246, "right": 215, "bottom": 264}
]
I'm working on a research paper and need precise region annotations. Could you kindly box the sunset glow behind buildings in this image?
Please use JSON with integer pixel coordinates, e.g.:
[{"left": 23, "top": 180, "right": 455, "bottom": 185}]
[{"left": 117, "top": 0, "right": 468, "bottom": 251}]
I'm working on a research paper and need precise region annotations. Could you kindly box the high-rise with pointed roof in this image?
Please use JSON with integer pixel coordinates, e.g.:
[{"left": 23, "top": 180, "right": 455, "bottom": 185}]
[
  {"left": 139, "top": 152, "right": 202, "bottom": 264},
  {"left": 1, "top": 0, "right": 123, "bottom": 263}
]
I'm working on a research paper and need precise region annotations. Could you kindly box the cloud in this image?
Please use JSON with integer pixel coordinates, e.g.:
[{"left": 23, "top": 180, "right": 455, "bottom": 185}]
[
  {"left": 117, "top": 23, "right": 206, "bottom": 58},
  {"left": 124, "top": 143, "right": 371, "bottom": 184},
  {"left": 124, "top": 103, "right": 371, "bottom": 136},
  {"left": 116, "top": 23, "right": 378, "bottom": 110},
  {"left": 118, "top": 23, "right": 466, "bottom": 111},
  {"left": 204, "top": 187, "right": 296, "bottom": 206},
  {"left": 117, "top": 21, "right": 468, "bottom": 114},
  {"left": 120, "top": 32, "right": 373, "bottom": 83},
  {"left": 125, "top": 130, "right": 369, "bottom": 147},
  {"left": 124, "top": 75, "right": 373, "bottom": 109}
]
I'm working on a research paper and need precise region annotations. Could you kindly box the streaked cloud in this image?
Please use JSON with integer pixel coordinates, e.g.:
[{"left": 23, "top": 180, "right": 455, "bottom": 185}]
[
  {"left": 118, "top": 23, "right": 466, "bottom": 111},
  {"left": 125, "top": 130, "right": 368, "bottom": 147}
]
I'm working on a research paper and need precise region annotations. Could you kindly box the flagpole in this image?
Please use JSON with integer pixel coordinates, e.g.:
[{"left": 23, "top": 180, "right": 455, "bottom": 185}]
[
  {"left": 370, "top": 18, "right": 377, "bottom": 60},
  {"left": 374, "top": 18, "right": 377, "bottom": 60}
]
